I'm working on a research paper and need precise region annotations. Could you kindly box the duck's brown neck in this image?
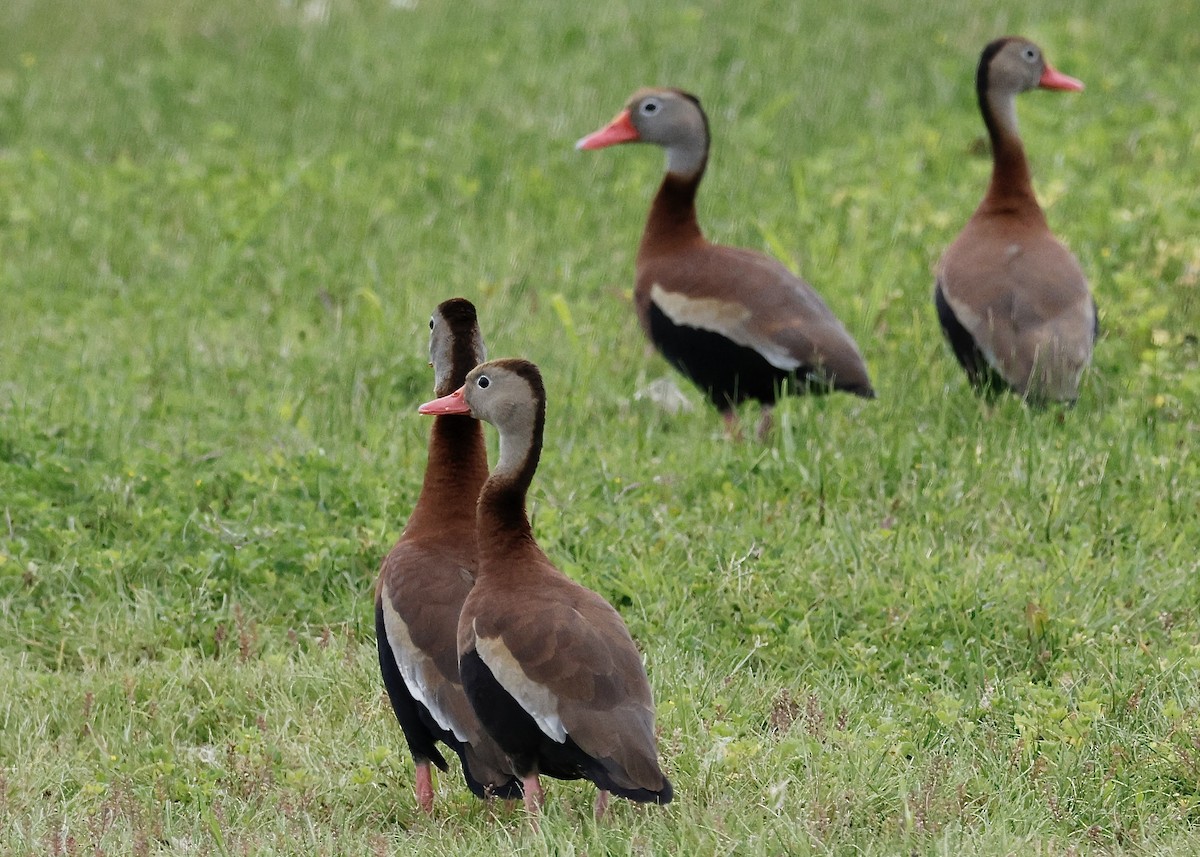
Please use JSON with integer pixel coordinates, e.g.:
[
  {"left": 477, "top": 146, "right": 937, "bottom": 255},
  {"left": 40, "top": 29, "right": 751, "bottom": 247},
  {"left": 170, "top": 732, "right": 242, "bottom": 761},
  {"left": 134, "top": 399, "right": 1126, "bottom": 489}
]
[
  {"left": 638, "top": 167, "right": 707, "bottom": 258},
  {"left": 477, "top": 481, "right": 535, "bottom": 558},
  {"left": 405, "top": 414, "right": 489, "bottom": 536},
  {"left": 981, "top": 102, "right": 1042, "bottom": 218},
  {"left": 476, "top": 402, "right": 545, "bottom": 565},
  {"left": 976, "top": 70, "right": 1045, "bottom": 221}
]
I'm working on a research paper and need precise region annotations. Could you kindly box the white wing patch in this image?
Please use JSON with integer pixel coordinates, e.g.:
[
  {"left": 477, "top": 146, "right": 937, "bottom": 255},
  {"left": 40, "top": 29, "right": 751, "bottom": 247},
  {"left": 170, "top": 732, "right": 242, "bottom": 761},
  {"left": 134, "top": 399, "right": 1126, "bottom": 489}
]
[
  {"left": 474, "top": 622, "right": 567, "bottom": 744},
  {"left": 650, "top": 283, "right": 800, "bottom": 371},
  {"left": 379, "top": 586, "right": 469, "bottom": 742}
]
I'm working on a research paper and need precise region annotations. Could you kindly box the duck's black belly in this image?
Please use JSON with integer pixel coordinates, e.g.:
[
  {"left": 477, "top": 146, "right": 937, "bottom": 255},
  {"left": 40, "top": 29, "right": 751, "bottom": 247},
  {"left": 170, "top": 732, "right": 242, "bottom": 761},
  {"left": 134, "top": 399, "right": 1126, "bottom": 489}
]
[
  {"left": 375, "top": 600, "right": 521, "bottom": 799},
  {"left": 648, "top": 302, "right": 810, "bottom": 411},
  {"left": 460, "top": 647, "right": 590, "bottom": 782},
  {"left": 933, "top": 283, "right": 1012, "bottom": 395},
  {"left": 376, "top": 599, "right": 452, "bottom": 770},
  {"left": 460, "top": 647, "right": 672, "bottom": 803}
]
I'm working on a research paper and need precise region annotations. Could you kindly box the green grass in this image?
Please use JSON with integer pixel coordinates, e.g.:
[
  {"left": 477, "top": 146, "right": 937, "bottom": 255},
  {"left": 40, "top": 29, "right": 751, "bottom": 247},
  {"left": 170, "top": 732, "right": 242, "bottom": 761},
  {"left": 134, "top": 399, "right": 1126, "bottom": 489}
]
[{"left": 1, "top": 0, "right": 1198, "bottom": 853}]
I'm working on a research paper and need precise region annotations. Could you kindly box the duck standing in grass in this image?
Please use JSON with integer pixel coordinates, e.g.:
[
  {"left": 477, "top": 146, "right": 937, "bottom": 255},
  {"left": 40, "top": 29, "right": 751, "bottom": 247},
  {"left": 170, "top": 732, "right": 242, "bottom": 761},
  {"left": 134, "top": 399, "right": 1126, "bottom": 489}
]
[
  {"left": 577, "top": 87, "right": 873, "bottom": 436},
  {"left": 935, "top": 37, "right": 1097, "bottom": 404},
  {"left": 375, "top": 298, "right": 521, "bottom": 812},
  {"left": 420, "top": 359, "right": 673, "bottom": 819}
]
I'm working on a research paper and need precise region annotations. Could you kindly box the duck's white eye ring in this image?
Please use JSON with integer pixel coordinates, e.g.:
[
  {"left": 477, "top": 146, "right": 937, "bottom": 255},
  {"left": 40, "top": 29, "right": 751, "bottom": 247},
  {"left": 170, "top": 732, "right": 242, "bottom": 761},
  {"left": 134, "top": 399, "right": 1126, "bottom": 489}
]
[
  {"left": 429, "top": 318, "right": 435, "bottom": 330},
  {"left": 477, "top": 375, "right": 491, "bottom": 389},
  {"left": 1022, "top": 47, "right": 1038, "bottom": 62},
  {"left": 640, "top": 98, "right": 662, "bottom": 116}
]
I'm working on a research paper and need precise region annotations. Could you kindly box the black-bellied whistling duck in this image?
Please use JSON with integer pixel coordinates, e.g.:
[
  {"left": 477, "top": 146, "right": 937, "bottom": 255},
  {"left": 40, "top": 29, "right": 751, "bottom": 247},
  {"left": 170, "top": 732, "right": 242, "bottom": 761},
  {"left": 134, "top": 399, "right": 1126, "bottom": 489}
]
[
  {"left": 577, "top": 87, "right": 874, "bottom": 435},
  {"left": 375, "top": 298, "right": 521, "bottom": 812},
  {"left": 936, "top": 37, "right": 1097, "bottom": 404},
  {"left": 419, "top": 359, "right": 673, "bottom": 818}
]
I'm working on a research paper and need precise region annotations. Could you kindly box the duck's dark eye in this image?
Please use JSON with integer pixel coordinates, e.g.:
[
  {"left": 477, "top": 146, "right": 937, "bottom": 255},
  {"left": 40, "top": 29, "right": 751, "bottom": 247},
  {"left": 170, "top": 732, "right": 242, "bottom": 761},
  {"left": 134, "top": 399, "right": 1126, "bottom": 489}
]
[
  {"left": 429, "top": 318, "right": 435, "bottom": 330},
  {"left": 640, "top": 98, "right": 661, "bottom": 116},
  {"left": 1022, "top": 47, "right": 1037, "bottom": 62},
  {"left": 477, "top": 375, "right": 490, "bottom": 389}
]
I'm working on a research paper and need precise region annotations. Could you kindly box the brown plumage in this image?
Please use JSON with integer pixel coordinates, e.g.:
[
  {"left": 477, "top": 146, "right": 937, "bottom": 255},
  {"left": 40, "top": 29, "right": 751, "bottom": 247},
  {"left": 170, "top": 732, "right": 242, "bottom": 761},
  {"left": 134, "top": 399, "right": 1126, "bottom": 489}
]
[
  {"left": 374, "top": 298, "right": 521, "bottom": 813},
  {"left": 577, "top": 87, "right": 873, "bottom": 433},
  {"left": 936, "top": 37, "right": 1097, "bottom": 404},
  {"left": 419, "top": 359, "right": 672, "bottom": 818}
]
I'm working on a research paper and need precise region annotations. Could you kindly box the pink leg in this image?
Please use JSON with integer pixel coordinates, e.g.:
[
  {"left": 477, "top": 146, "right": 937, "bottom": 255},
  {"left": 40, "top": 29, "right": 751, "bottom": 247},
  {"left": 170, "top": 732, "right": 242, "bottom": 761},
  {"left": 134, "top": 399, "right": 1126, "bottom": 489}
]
[
  {"left": 593, "top": 789, "right": 610, "bottom": 820},
  {"left": 521, "top": 775, "right": 544, "bottom": 831},
  {"left": 722, "top": 411, "right": 744, "bottom": 441},
  {"left": 756, "top": 405, "right": 774, "bottom": 440},
  {"left": 522, "top": 774, "right": 544, "bottom": 815},
  {"left": 414, "top": 762, "right": 435, "bottom": 814}
]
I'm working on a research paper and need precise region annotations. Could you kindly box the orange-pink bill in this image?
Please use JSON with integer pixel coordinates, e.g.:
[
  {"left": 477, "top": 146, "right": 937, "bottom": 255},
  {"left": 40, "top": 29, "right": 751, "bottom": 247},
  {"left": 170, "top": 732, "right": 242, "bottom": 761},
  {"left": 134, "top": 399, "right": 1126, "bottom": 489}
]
[
  {"left": 1039, "top": 64, "right": 1084, "bottom": 92},
  {"left": 418, "top": 387, "right": 471, "bottom": 415},
  {"left": 575, "top": 110, "right": 639, "bottom": 150}
]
